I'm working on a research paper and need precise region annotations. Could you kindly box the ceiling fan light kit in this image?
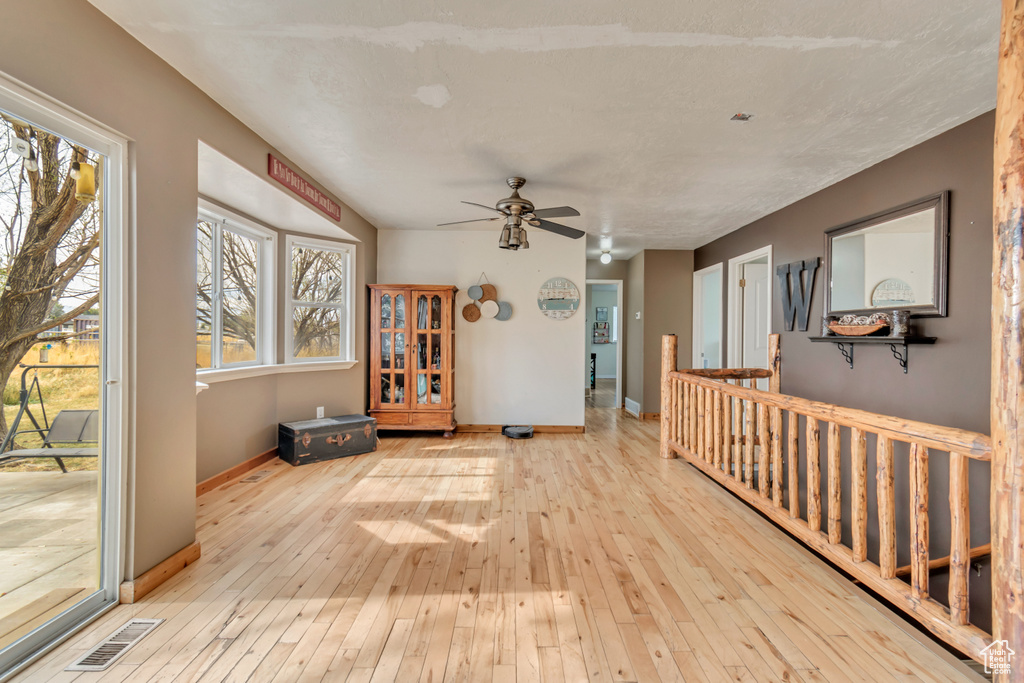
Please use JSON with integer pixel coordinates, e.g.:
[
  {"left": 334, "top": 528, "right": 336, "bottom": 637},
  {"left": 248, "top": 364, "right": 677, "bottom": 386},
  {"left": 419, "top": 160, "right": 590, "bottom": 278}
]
[{"left": 439, "top": 177, "right": 584, "bottom": 250}]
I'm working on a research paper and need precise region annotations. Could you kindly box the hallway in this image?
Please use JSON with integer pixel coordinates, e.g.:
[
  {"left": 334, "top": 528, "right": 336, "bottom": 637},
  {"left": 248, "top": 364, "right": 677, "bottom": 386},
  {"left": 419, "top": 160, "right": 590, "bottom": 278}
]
[{"left": 20, "top": 404, "right": 978, "bottom": 681}]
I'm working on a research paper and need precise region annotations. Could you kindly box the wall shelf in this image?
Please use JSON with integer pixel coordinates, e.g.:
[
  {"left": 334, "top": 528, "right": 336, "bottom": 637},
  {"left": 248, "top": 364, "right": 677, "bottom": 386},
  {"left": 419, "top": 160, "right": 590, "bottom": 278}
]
[{"left": 808, "top": 336, "right": 936, "bottom": 374}]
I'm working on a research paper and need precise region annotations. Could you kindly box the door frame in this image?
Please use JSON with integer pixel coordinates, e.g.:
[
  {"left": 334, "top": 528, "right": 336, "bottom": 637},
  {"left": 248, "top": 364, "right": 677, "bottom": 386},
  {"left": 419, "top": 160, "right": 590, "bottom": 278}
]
[
  {"left": 692, "top": 263, "right": 724, "bottom": 369},
  {"left": 586, "top": 279, "right": 623, "bottom": 408},
  {"left": 727, "top": 245, "right": 773, "bottom": 368},
  {"left": 0, "top": 72, "right": 129, "bottom": 677}
]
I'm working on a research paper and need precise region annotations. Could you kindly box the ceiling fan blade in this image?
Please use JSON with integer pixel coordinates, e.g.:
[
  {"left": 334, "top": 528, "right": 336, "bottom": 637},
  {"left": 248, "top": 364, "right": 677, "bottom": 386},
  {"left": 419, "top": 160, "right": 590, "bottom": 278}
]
[
  {"left": 532, "top": 218, "right": 585, "bottom": 239},
  {"left": 461, "top": 201, "right": 506, "bottom": 215},
  {"left": 437, "top": 216, "right": 503, "bottom": 226},
  {"left": 531, "top": 206, "right": 580, "bottom": 219}
]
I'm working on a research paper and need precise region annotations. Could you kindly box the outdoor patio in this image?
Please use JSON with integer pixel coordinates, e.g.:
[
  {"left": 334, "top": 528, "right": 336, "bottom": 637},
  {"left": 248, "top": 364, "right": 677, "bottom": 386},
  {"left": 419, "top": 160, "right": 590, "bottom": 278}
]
[{"left": 0, "top": 470, "right": 98, "bottom": 650}]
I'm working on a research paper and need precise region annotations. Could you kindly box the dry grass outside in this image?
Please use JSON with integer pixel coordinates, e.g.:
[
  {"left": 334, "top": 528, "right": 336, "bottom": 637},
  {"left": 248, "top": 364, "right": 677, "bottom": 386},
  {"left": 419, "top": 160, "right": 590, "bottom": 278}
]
[{"left": 0, "top": 341, "right": 100, "bottom": 473}]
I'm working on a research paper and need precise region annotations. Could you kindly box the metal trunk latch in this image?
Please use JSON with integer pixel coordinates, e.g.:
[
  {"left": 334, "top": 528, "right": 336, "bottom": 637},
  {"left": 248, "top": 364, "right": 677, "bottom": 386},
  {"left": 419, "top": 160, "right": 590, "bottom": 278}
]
[{"left": 327, "top": 433, "right": 352, "bottom": 446}]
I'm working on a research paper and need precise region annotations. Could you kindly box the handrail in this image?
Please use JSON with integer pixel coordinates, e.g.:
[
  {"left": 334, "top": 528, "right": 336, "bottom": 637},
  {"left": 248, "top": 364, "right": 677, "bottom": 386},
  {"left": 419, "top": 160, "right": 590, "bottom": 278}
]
[
  {"left": 660, "top": 333, "right": 992, "bottom": 663},
  {"left": 669, "top": 369, "right": 992, "bottom": 460}
]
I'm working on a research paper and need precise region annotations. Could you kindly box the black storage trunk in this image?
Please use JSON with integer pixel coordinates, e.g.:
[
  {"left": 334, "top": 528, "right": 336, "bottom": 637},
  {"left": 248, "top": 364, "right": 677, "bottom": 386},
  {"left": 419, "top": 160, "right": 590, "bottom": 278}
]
[{"left": 278, "top": 415, "right": 377, "bottom": 466}]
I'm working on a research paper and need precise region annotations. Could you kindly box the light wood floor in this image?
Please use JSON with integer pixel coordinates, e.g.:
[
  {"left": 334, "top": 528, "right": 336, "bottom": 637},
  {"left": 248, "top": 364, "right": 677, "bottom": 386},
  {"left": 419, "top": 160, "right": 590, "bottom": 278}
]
[{"left": 18, "top": 403, "right": 979, "bottom": 681}]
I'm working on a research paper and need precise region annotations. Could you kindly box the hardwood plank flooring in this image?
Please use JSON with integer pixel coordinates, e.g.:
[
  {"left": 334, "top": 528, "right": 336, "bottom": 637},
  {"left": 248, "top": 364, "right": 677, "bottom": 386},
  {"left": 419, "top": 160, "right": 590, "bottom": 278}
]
[{"left": 17, "top": 398, "right": 980, "bottom": 681}]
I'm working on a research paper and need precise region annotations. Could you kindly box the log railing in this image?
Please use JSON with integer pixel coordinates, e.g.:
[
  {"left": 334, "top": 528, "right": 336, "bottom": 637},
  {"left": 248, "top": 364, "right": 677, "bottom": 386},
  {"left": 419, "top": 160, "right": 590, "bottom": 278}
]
[{"left": 660, "top": 333, "right": 993, "bottom": 662}]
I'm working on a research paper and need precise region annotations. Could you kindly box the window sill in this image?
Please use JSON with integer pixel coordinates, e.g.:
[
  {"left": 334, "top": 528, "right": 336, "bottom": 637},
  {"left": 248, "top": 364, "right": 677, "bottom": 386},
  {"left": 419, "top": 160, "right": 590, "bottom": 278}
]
[{"left": 198, "top": 360, "right": 358, "bottom": 384}]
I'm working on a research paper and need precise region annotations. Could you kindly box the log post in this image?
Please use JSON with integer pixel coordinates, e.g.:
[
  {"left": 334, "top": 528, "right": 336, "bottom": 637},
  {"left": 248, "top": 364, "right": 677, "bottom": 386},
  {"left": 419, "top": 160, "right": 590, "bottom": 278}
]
[
  {"left": 660, "top": 335, "right": 677, "bottom": 459},
  {"left": 993, "top": 0, "right": 1024, "bottom": 667},
  {"left": 768, "top": 333, "right": 781, "bottom": 394}
]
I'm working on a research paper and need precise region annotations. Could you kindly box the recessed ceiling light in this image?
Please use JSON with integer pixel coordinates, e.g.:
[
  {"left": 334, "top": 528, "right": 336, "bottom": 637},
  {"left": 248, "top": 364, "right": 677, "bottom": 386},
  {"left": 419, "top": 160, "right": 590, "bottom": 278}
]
[{"left": 731, "top": 113, "right": 753, "bottom": 121}]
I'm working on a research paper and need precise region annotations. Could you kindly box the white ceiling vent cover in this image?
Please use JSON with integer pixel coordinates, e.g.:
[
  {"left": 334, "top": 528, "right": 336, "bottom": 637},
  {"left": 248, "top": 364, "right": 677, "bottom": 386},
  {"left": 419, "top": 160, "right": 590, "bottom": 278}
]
[{"left": 65, "top": 618, "right": 163, "bottom": 672}]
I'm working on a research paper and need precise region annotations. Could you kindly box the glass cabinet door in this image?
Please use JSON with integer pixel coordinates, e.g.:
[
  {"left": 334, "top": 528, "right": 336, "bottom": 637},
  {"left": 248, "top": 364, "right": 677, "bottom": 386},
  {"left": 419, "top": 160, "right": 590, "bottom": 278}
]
[
  {"left": 378, "top": 291, "right": 407, "bottom": 406},
  {"left": 413, "top": 292, "right": 446, "bottom": 407}
]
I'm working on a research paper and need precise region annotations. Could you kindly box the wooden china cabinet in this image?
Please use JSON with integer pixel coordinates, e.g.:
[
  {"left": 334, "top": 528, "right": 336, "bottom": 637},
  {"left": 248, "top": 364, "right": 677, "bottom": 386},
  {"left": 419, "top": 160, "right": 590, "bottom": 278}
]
[{"left": 369, "top": 285, "right": 456, "bottom": 437}]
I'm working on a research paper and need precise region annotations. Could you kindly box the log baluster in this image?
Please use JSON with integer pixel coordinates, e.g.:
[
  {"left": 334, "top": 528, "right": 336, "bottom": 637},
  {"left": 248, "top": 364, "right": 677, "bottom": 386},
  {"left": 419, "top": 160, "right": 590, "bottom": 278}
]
[
  {"left": 771, "top": 406, "right": 783, "bottom": 507},
  {"left": 696, "top": 386, "right": 705, "bottom": 460},
  {"left": 949, "top": 452, "right": 970, "bottom": 625},
  {"left": 732, "top": 397, "right": 742, "bottom": 482},
  {"left": 827, "top": 422, "right": 842, "bottom": 545},
  {"left": 877, "top": 436, "right": 896, "bottom": 578},
  {"left": 851, "top": 427, "right": 867, "bottom": 562},
  {"left": 788, "top": 411, "right": 799, "bottom": 518},
  {"left": 909, "top": 442, "right": 930, "bottom": 599},
  {"left": 723, "top": 390, "right": 733, "bottom": 476},
  {"left": 758, "top": 403, "right": 770, "bottom": 497},
  {"left": 705, "top": 388, "right": 714, "bottom": 463},
  {"left": 744, "top": 399, "right": 755, "bottom": 488},
  {"left": 713, "top": 390, "right": 723, "bottom": 467},
  {"left": 807, "top": 418, "right": 821, "bottom": 532}
]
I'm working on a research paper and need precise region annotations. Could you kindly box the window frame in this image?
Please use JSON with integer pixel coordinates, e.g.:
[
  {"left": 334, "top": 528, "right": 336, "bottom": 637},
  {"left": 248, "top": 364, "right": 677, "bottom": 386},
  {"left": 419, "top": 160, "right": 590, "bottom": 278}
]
[
  {"left": 197, "top": 200, "right": 276, "bottom": 372},
  {"left": 285, "top": 234, "right": 355, "bottom": 364}
]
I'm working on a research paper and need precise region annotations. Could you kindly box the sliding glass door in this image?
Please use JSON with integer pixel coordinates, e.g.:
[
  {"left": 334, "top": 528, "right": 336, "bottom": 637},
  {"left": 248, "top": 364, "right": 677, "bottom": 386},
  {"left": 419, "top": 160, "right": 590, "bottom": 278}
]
[{"left": 0, "top": 76, "right": 125, "bottom": 676}]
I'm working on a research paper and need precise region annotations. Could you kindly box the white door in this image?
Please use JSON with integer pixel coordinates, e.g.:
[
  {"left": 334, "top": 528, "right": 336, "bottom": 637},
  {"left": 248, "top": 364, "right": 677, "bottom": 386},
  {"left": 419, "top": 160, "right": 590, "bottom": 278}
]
[
  {"left": 741, "top": 261, "right": 770, "bottom": 389},
  {"left": 692, "top": 265, "right": 723, "bottom": 369}
]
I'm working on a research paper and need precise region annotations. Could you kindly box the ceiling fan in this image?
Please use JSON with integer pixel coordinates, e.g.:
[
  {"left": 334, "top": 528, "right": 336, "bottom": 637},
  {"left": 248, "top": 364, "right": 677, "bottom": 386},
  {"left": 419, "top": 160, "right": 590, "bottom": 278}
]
[{"left": 438, "top": 177, "right": 584, "bottom": 250}]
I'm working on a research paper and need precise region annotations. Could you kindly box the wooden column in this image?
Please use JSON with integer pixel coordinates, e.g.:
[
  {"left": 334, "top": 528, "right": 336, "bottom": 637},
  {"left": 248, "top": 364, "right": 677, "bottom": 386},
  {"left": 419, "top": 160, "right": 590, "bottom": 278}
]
[
  {"left": 660, "top": 335, "right": 677, "bottom": 459},
  {"left": 768, "top": 333, "right": 781, "bottom": 393},
  {"left": 993, "top": 0, "right": 1024, "bottom": 666}
]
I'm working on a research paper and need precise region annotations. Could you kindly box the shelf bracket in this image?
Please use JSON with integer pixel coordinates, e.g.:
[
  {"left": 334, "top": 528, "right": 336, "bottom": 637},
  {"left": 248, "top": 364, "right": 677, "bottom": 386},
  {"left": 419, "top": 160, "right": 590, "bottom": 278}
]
[
  {"left": 889, "top": 342, "right": 909, "bottom": 374},
  {"left": 837, "top": 342, "right": 854, "bottom": 370}
]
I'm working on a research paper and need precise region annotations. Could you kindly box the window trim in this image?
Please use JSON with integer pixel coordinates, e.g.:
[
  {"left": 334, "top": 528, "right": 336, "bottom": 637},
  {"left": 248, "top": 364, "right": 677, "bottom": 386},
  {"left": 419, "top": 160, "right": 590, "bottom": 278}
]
[
  {"left": 197, "top": 200, "right": 276, "bottom": 372},
  {"left": 284, "top": 234, "right": 355, "bottom": 364}
]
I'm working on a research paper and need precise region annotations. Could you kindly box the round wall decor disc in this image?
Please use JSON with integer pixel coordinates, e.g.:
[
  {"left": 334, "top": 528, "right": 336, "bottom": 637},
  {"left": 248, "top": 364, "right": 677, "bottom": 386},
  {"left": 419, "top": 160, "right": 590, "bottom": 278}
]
[
  {"left": 467, "top": 285, "right": 484, "bottom": 301},
  {"left": 462, "top": 302, "right": 481, "bottom": 322},
  {"left": 495, "top": 301, "right": 513, "bottom": 321},
  {"left": 479, "top": 283, "right": 498, "bottom": 303},
  {"left": 480, "top": 300, "right": 499, "bottom": 318}
]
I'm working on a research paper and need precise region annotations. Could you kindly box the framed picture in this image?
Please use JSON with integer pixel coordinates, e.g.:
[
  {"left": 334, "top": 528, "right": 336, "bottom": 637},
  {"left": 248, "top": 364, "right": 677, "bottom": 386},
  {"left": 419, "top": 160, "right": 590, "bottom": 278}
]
[{"left": 596, "top": 307, "right": 608, "bottom": 322}]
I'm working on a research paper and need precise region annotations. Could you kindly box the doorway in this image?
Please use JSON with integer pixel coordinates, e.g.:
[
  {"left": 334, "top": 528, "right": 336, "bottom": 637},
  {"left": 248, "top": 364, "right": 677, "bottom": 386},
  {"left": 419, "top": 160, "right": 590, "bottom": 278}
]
[
  {"left": 728, "top": 246, "right": 773, "bottom": 388},
  {"left": 0, "top": 76, "right": 126, "bottom": 675},
  {"left": 585, "top": 280, "right": 623, "bottom": 409},
  {"left": 692, "top": 263, "right": 723, "bottom": 370}
]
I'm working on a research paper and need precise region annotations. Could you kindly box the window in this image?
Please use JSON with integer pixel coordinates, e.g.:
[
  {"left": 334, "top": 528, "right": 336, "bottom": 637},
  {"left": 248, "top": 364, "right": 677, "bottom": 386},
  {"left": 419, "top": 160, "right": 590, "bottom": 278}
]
[
  {"left": 286, "top": 235, "right": 354, "bottom": 362},
  {"left": 196, "top": 206, "right": 275, "bottom": 370}
]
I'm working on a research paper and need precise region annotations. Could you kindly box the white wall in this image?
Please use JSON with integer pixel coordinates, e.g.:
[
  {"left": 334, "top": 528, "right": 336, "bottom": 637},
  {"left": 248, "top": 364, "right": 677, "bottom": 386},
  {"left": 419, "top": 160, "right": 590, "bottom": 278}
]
[
  {"left": 378, "top": 229, "right": 586, "bottom": 426},
  {"left": 586, "top": 287, "right": 618, "bottom": 378}
]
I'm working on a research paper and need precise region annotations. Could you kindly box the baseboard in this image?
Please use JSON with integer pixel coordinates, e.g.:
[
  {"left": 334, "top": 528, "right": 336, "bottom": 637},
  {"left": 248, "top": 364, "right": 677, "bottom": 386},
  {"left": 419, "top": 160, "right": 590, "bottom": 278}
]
[
  {"left": 196, "top": 447, "right": 278, "bottom": 497},
  {"left": 457, "top": 424, "right": 586, "bottom": 434},
  {"left": 640, "top": 412, "right": 661, "bottom": 421},
  {"left": 119, "top": 541, "right": 201, "bottom": 604},
  {"left": 595, "top": 374, "right": 616, "bottom": 379}
]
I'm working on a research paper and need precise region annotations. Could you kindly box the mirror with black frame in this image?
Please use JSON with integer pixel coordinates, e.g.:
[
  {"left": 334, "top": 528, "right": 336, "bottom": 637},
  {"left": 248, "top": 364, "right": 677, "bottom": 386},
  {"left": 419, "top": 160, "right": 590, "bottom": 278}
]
[{"left": 824, "top": 191, "right": 949, "bottom": 317}]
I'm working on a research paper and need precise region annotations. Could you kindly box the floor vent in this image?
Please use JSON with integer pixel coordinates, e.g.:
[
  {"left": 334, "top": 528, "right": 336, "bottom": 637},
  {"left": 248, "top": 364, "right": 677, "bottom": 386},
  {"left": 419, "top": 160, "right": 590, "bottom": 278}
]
[
  {"left": 65, "top": 618, "right": 162, "bottom": 672},
  {"left": 624, "top": 397, "right": 640, "bottom": 417},
  {"left": 241, "top": 469, "right": 272, "bottom": 483}
]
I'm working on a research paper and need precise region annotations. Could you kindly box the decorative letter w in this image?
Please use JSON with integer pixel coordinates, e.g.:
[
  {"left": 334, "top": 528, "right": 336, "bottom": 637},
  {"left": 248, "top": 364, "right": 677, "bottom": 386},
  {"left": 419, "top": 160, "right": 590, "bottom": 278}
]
[{"left": 776, "top": 258, "right": 819, "bottom": 332}]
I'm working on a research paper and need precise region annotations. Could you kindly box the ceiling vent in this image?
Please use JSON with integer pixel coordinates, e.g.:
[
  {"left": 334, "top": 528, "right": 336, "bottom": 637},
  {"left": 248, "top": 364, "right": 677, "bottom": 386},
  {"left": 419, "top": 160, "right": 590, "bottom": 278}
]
[{"left": 65, "top": 619, "right": 163, "bottom": 672}]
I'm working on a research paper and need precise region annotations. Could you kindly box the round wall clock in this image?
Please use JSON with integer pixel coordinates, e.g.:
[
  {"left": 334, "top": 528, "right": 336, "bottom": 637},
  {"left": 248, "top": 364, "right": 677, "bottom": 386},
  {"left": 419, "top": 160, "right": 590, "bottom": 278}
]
[{"left": 537, "top": 277, "right": 580, "bottom": 320}]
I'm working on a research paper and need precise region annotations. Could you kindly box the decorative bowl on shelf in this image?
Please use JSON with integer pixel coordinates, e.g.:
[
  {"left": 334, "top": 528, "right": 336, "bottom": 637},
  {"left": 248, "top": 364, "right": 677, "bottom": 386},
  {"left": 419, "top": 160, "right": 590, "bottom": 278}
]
[{"left": 828, "top": 323, "right": 888, "bottom": 336}]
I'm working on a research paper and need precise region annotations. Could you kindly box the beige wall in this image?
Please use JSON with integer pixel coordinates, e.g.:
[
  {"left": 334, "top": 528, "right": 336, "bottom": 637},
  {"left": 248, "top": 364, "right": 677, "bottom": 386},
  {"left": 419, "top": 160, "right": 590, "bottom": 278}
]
[
  {"left": 641, "top": 250, "right": 694, "bottom": 412},
  {"left": 618, "top": 250, "right": 695, "bottom": 414},
  {"left": 0, "top": 0, "right": 376, "bottom": 576},
  {"left": 378, "top": 229, "right": 586, "bottom": 427},
  {"left": 626, "top": 253, "right": 645, "bottom": 410}
]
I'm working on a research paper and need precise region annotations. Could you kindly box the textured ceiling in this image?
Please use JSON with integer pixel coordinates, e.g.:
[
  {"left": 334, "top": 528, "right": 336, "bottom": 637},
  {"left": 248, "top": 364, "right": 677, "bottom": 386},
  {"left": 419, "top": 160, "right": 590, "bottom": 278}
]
[{"left": 88, "top": 1, "right": 998, "bottom": 258}]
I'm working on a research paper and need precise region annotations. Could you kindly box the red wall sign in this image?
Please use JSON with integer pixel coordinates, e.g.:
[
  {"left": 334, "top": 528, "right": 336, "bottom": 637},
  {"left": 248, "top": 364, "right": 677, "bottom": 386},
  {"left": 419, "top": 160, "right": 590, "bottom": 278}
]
[{"left": 267, "top": 154, "right": 342, "bottom": 222}]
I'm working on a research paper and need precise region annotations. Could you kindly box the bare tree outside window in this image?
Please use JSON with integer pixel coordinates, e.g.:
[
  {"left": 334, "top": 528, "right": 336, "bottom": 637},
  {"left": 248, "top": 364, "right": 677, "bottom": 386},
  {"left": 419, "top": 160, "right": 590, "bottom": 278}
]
[
  {"left": 290, "top": 244, "right": 346, "bottom": 359},
  {"left": 0, "top": 113, "right": 101, "bottom": 440}
]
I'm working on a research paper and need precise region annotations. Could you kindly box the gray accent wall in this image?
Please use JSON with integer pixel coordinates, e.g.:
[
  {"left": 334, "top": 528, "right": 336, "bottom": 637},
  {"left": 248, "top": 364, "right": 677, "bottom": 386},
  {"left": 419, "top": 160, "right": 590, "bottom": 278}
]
[{"left": 694, "top": 111, "right": 994, "bottom": 631}]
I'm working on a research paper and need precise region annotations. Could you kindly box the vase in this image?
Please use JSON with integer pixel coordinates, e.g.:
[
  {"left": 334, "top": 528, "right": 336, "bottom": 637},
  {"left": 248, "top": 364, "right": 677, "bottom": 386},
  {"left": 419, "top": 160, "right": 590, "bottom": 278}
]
[{"left": 890, "top": 309, "right": 910, "bottom": 337}]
